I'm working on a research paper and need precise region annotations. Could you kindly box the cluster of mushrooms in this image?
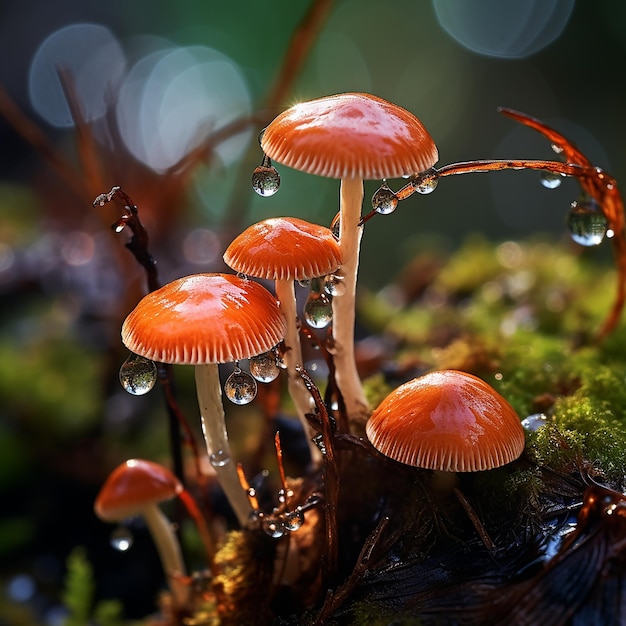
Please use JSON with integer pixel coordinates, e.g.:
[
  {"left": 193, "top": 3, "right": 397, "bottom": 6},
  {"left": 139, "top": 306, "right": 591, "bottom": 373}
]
[{"left": 94, "top": 92, "right": 599, "bottom": 619}]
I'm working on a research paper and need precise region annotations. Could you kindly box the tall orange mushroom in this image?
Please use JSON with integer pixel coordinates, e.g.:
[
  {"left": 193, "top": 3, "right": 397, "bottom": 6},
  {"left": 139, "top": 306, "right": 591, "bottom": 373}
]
[
  {"left": 121, "top": 273, "right": 286, "bottom": 526},
  {"left": 224, "top": 216, "right": 342, "bottom": 460},
  {"left": 261, "top": 93, "right": 438, "bottom": 428}
]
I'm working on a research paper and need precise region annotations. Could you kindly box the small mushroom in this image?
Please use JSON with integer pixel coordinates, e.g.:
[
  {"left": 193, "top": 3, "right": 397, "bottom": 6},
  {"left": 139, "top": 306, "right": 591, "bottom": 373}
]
[
  {"left": 365, "top": 369, "right": 525, "bottom": 472},
  {"left": 261, "top": 93, "right": 438, "bottom": 428},
  {"left": 121, "top": 273, "right": 287, "bottom": 526},
  {"left": 366, "top": 370, "right": 525, "bottom": 548},
  {"left": 94, "top": 459, "right": 189, "bottom": 609},
  {"left": 224, "top": 216, "right": 342, "bottom": 461}
]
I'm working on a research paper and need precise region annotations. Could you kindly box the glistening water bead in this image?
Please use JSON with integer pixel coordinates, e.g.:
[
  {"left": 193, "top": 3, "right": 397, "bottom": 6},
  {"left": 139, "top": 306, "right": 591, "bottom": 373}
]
[
  {"left": 249, "top": 349, "right": 280, "bottom": 383},
  {"left": 282, "top": 508, "right": 305, "bottom": 532},
  {"left": 110, "top": 526, "right": 133, "bottom": 551},
  {"left": 251, "top": 155, "right": 280, "bottom": 197},
  {"left": 540, "top": 171, "right": 563, "bottom": 189},
  {"left": 303, "top": 291, "right": 333, "bottom": 329},
  {"left": 411, "top": 168, "right": 438, "bottom": 194},
  {"left": 119, "top": 353, "right": 157, "bottom": 395},
  {"left": 209, "top": 449, "right": 230, "bottom": 467},
  {"left": 372, "top": 182, "right": 399, "bottom": 215},
  {"left": 323, "top": 273, "right": 346, "bottom": 297},
  {"left": 224, "top": 367, "right": 258, "bottom": 404},
  {"left": 567, "top": 199, "right": 608, "bottom": 246}
]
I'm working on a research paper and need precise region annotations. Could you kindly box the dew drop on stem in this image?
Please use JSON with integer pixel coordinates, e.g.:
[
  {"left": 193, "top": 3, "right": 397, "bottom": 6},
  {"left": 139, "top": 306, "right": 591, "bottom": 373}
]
[
  {"left": 252, "top": 154, "right": 280, "bottom": 197},
  {"left": 371, "top": 181, "right": 399, "bottom": 215},
  {"left": 323, "top": 273, "right": 346, "bottom": 297},
  {"left": 224, "top": 367, "right": 258, "bottom": 404},
  {"left": 283, "top": 508, "right": 305, "bottom": 532},
  {"left": 262, "top": 518, "right": 285, "bottom": 539},
  {"left": 312, "top": 433, "right": 327, "bottom": 454},
  {"left": 304, "top": 291, "right": 333, "bottom": 329},
  {"left": 249, "top": 349, "right": 280, "bottom": 383},
  {"left": 540, "top": 171, "right": 563, "bottom": 189},
  {"left": 119, "top": 353, "right": 157, "bottom": 395},
  {"left": 110, "top": 526, "right": 133, "bottom": 551},
  {"left": 209, "top": 449, "right": 230, "bottom": 467},
  {"left": 567, "top": 198, "right": 608, "bottom": 246},
  {"left": 411, "top": 167, "right": 438, "bottom": 194}
]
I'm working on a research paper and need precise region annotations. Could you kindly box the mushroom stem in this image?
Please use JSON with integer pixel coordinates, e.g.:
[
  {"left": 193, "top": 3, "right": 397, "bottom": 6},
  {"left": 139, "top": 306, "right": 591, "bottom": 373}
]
[
  {"left": 332, "top": 177, "right": 369, "bottom": 430},
  {"left": 274, "top": 279, "right": 322, "bottom": 463},
  {"left": 194, "top": 363, "right": 253, "bottom": 526},
  {"left": 142, "top": 503, "right": 190, "bottom": 608}
]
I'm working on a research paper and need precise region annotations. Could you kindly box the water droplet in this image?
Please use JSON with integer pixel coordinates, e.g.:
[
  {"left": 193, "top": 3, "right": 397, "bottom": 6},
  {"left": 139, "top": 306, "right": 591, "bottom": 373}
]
[
  {"left": 262, "top": 518, "right": 285, "bottom": 539},
  {"left": 297, "top": 278, "right": 310, "bottom": 288},
  {"left": 113, "top": 221, "right": 126, "bottom": 233},
  {"left": 323, "top": 273, "right": 346, "bottom": 297},
  {"left": 330, "top": 212, "right": 341, "bottom": 239},
  {"left": 567, "top": 199, "right": 608, "bottom": 246},
  {"left": 312, "top": 434, "right": 327, "bottom": 454},
  {"left": 209, "top": 449, "right": 230, "bottom": 467},
  {"left": 249, "top": 350, "right": 280, "bottom": 383},
  {"left": 551, "top": 143, "right": 564, "bottom": 155},
  {"left": 252, "top": 155, "right": 280, "bottom": 197},
  {"left": 282, "top": 508, "right": 305, "bottom": 532},
  {"left": 224, "top": 368, "right": 258, "bottom": 404},
  {"left": 521, "top": 413, "right": 548, "bottom": 432},
  {"left": 303, "top": 291, "right": 333, "bottom": 329},
  {"left": 247, "top": 487, "right": 257, "bottom": 499},
  {"left": 540, "top": 172, "right": 563, "bottom": 189},
  {"left": 110, "top": 526, "right": 133, "bottom": 551},
  {"left": 371, "top": 182, "right": 398, "bottom": 215},
  {"left": 119, "top": 353, "right": 157, "bottom": 395},
  {"left": 411, "top": 168, "right": 438, "bottom": 194}
]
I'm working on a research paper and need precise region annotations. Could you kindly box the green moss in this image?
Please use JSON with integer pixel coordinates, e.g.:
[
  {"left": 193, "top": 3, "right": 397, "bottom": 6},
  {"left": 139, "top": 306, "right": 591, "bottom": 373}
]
[
  {"left": 62, "top": 547, "right": 125, "bottom": 626},
  {"left": 526, "top": 364, "right": 626, "bottom": 482},
  {"left": 349, "top": 600, "right": 422, "bottom": 625}
]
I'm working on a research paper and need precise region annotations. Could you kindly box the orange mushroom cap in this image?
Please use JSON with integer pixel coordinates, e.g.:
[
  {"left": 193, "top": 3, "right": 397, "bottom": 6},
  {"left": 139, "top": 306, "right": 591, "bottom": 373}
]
[
  {"left": 122, "top": 273, "right": 286, "bottom": 364},
  {"left": 365, "top": 370, "right": 525, "bottom": 472},
  {"left": 223, "top": 217, "right": 342, "bottom": 282},
  {"left": 261, "top": 92, "right": 438, "bottom": 180},
  {"left": 95, "top": 459, "right": 182, "bottom": 521}
]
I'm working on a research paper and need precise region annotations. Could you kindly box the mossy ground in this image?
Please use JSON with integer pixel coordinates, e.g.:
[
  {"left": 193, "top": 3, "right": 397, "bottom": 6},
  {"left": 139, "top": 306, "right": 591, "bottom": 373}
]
[{"left": 187, "top": 234, "right": 626, "bottom": 625}]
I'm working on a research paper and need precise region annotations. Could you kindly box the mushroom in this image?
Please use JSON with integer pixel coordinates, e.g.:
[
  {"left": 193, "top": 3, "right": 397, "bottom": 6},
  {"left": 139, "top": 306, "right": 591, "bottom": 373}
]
[
  {"left": 121, "top": 273, "right": 287, "bottom": 526},
  {"left": 365, "top": 370, "right": 525, "bottom": 547},
  {"left": 261, "top": 93, "right": 438, "bottom": 428},
  {"left": 365, "top": 369, "right": 525, "bottom": 472},
  {"left": 223, "top": 216, "right": 342, "bottom": 461},
  {"left": 94, "top": 459, "right": 190, "bottom": 609}
]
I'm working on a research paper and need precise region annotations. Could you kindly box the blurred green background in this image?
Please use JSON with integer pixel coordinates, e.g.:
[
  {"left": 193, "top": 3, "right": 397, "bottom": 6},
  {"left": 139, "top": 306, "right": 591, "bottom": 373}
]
[{"left": 0, "top": 0, "right": 625, "bottom": 623}]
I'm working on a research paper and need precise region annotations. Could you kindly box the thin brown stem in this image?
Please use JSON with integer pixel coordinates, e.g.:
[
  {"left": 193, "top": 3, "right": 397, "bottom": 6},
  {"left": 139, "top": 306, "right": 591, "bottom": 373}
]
[{"left": 297, "top": 366, "right": 339, "bottom": 586}]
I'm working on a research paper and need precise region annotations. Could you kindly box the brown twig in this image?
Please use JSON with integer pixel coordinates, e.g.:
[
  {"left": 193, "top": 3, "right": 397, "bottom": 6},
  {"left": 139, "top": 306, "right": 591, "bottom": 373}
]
[
  {"left": 314, "top": 515, "right": 391, "bottom": 624},
  {"left": 297, "top": 365, "right": 339, "bottom": 586}
]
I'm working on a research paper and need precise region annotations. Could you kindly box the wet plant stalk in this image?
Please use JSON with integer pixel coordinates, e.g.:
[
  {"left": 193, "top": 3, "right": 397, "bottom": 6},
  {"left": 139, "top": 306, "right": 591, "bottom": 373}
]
[{"left": 298, "top": 366, "right": 339, "bottom": 585}]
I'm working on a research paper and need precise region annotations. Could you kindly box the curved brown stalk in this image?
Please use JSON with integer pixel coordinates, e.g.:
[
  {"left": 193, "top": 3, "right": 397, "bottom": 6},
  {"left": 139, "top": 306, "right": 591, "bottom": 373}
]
[
  {"left": 297, "top": 365, "right": 339, "bottom": 587},
  {"left": 362, "top": 108, "right": 626, "bottom": 343},
  {"left": 499, "top": 108, "right": 626, "bottom": 342}
]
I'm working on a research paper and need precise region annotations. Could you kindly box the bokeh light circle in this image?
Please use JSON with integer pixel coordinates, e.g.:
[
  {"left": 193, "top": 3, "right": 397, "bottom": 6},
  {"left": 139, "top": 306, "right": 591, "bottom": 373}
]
[
  {"left": 116, "top": 44, "right": 252, "bottom": 173},
  {"left": 28, "top": 23, "right": 126, "bottom": 127},
  {"left": 433, "top": 0, "right": 575, "bottom": 59}
]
